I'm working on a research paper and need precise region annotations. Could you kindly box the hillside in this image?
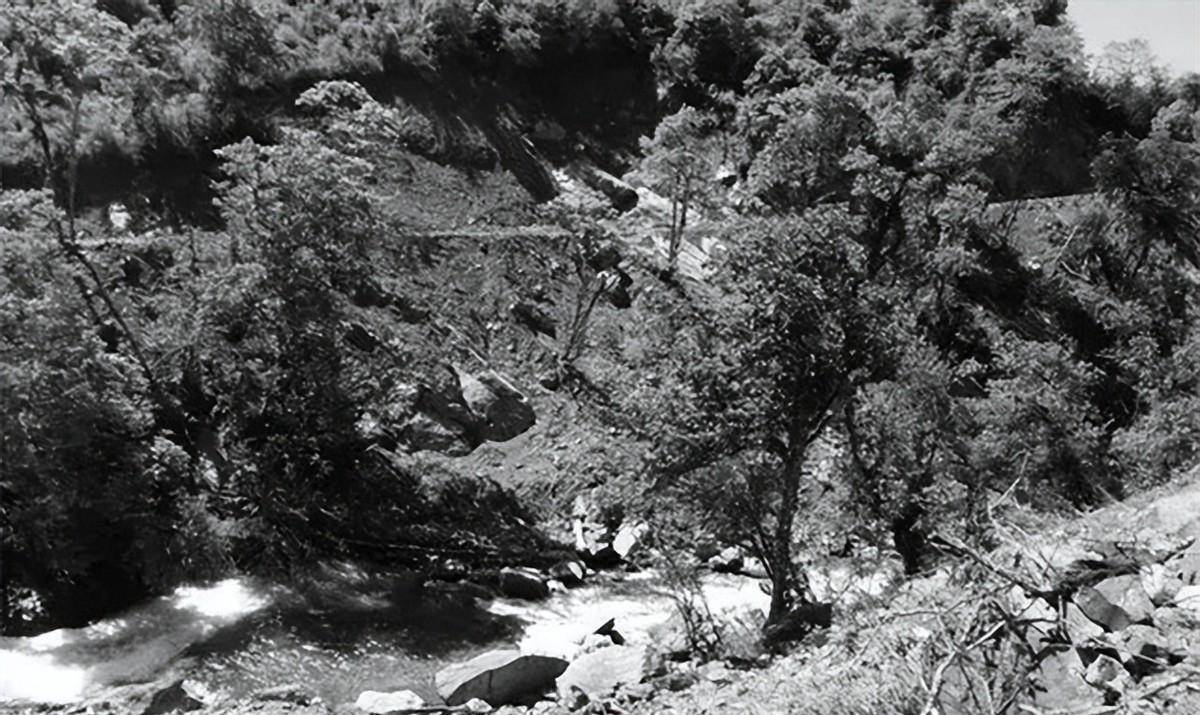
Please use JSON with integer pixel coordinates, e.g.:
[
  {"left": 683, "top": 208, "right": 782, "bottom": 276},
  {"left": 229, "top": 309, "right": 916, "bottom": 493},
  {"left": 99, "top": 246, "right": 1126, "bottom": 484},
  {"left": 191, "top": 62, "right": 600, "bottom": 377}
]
[{"left": 2, "top": 1, "right": 1200, "bottom": 713}]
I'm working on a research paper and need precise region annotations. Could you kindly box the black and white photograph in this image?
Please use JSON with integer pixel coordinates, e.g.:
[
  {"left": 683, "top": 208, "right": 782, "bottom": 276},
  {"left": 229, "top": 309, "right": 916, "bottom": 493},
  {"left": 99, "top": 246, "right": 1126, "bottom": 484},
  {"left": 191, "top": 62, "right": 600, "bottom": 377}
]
[{"left": 1, "top": 0, "right": 1199, "bottom": 712}]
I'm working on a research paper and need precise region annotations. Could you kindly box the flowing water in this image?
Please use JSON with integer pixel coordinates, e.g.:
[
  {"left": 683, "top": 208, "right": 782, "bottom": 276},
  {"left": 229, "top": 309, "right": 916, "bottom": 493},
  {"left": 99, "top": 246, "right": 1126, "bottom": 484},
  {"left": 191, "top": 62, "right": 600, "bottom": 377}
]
[{"left": 0, "top": 566, "right": 773, "bottom": 709}]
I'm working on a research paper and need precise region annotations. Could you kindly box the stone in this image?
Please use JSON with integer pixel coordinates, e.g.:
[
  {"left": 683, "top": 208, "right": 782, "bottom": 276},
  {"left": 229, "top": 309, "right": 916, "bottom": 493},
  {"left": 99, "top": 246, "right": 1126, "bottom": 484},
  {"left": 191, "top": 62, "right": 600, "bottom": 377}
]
[
  {"left": 1064, "top": 602, "right": 1105, "bottom": 642},
  {"left": 354, "top": 689, "right": 424, "bottom": 713},
  {"left": 463, "top": 699, "right": 493, "bottom": 713},
  {"left": 1031, "top": 646, "right": 1105, "bottom": 711},
  {"left": 437, "top": 651, "right": 569, "bottom": 707},
  {"left": 739, "top": 557, "right": 769, "bottom": 579},
  {"left": 1073, "top": 586, "right": 1133, "bottom": 632},
  {"left": 1171, "top": 583, "right": 1200, "bottom": 612},
  {"left": 707, "top": 546, "right": 744, "bottom": 574},
  {"left": 1094, "top": 575, "right": 1155, "bottom": 623},
  {"left": 556, "top": 646, "right": 650, "bottom": 703},
  {"left": 143, "top": 679, "right": 203, "bottom": 715},
  {"left": 1168, "top": 550, "right": 1200, "bottom": 584},
  {"left": 551, "top": 560, "right": 585, "bottom": 586},
  {"left": 611, "top": 522, "right": 648, "bottom": 561},
  {"left": 454, "top": 366, "right": 536, "bottom": 443},
  {"left": 1140, "top": 563, "right": 1183, "bottom": 606},
  {"left": 1115, "top": 625, "right": 1185, "bottom": 679},
  {"left": 252, "top": 684, "right": 313, "bottom": 705},
  {"left": 499, "top": 567, "right": 550, "bottom": 600},
  {"left": 1083, "top": 654, "right": 1130, "bottom": 692}
]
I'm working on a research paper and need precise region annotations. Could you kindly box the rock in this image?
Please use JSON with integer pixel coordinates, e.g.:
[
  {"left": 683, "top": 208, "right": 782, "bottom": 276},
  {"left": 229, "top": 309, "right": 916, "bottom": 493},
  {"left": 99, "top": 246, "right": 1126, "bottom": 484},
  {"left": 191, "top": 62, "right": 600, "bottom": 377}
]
[
  {"left": 253, "top": 684, "right": 314, "bottom": 705},
  {"left": 1032, "top": 645, "right": 1105, "bottom": 711},
  {"left": 593, "top": 617, "right": 626, "bottom": 645},
  {"left": 1171, "top": 583, "right": 1200, "bottom": 612},
  {"left": 511, "top": 301, "right": 557, "bottom": 339},
  {"left": 1073, "top": 586, "right": 1133, "bottom": 632},
  {"left": 1169, "top": 550, "right": 1200, "bottom": 584},
  {"left": 499, "top": 567, "right": 550, "bottom": 600},
  {"left": 463, "top": 699, "right": 493, "bottom": 713},
  {"left": 354, "top": 689, "right": 424, "bottom": 713},
  {"left": 1140, "top": 563, "right": 1183, "bottom": 606},
  {"left": 1115, "top": 624, "right": 1185, "bottom": 679},
  {"left": 551, "top": 560, "right": 585, "bottom": 586},
  {"left": 454, "top": 366, "right": 536, "bottom": 443},
  {"left": 1063, "top": 602, "right": 1105, "bottom": 642},
  {"left": 707, "top": 546, "right": 744, "bottom": 574},
  {"left": 548, "top": 579, "right": 567, "bottom": 594},
  {"left": 698, "top": 661, "right": 733, "bottom": 685},
  {"left": 1094, "top": 575, "right": 1155, "bottom": 623},
  {"left": 739, "top": 557, "right": 769, "bottom": 579},
  {"left": 556, "top": 646, "right": 650, "bottom": 703},
  {"left": 611, "top": 522, "right": 647, "bottom": 561},
  {"left": 437, "top": 651, "right": 569, "bottom": 707},
  {"left": 694, "top": 540, "right": 722, "bottom": 562},
  {"left": 1084, "top": 654, "right": 1130, "bottom": 692},
  {"left": 143, "top": 679, "right": 203, "bottom": 715}
]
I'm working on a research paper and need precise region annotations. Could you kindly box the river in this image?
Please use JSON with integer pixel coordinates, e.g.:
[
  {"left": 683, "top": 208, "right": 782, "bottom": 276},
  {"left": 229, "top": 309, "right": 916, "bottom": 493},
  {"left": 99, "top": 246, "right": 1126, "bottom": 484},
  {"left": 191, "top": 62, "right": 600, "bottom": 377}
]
[{"left": 0, "top": 566, "right": 772, "bottom": 709}]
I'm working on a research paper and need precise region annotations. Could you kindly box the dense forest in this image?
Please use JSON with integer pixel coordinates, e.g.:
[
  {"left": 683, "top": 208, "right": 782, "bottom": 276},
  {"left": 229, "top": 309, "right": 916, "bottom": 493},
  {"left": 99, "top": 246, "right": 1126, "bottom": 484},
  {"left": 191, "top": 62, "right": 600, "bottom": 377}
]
[{"left": 2, "top": 0, "right": 1199, "bottom": 676}]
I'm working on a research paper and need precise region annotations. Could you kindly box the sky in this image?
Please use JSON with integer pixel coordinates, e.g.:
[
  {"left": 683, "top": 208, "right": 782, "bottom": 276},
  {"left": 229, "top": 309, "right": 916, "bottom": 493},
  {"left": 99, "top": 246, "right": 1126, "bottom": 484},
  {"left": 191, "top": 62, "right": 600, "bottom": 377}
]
[{"left": 1067, "top": 0, "right": 1200, "bottom": 76}]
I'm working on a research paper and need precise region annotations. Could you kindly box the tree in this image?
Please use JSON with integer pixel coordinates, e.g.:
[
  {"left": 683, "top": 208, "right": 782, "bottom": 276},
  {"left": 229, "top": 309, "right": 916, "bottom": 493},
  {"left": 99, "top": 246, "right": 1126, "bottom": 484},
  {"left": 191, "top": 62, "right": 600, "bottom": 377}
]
[
  {"left": 630, "top": 106, "right": 719, "bottom": 278},
  {"left": 649, "top": 207, "right": 881, "bottom": 632}
]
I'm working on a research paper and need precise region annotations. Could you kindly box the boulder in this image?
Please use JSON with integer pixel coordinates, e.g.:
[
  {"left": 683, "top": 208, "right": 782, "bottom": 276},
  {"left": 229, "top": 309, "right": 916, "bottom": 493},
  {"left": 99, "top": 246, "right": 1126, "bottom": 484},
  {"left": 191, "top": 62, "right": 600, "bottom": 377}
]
[
  {"left": 1094, "top": 575, "right": 1155, "bottom": 623},
  {"left": 611, "top": 522, "right": 648, "bottom": 561},
  {"left": 707, "top": 546, "right": 744, "bottom": 574},
  {"left": 556, "top": 645, "right": 650, "bottom": 704},
  {"left": 454, "top": 367, "right": 536, "bottom": 443},
  {"left": 551, "top": 560, "right": 585, "bottom": 586},
  {"left": 354, "top": 689, "right": 424, "bottom": 713},
  {"left": 1073, "top": 586, "right": 1133, "bottom": 632},
  {"left": 437, "top": 651, "right": 569, "bottom": 707},
  {"left": 499, "top": 567, "right": 550, "bottom": 600}
]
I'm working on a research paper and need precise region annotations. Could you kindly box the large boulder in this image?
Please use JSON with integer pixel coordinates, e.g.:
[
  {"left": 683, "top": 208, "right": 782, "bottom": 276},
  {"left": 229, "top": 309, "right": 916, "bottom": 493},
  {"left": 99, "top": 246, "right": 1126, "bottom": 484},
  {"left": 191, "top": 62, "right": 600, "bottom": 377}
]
[
  {"left": 499, "top": 567, "right": 550, "bottom": 600},
  {"left": 454, "top": 366, "right": 536, "bottom": 443},
  {"left": 437, "top": 650, "right": 568, "bottom": 707},
  {"left": 354, "top": 689, "right": 424, "bottom": 713},
  {"left": 386, "top": 366, "right": 536, "bottom": 456},
  {"left": 556, "top": 645, "right": 650, "bottom": 704}
]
